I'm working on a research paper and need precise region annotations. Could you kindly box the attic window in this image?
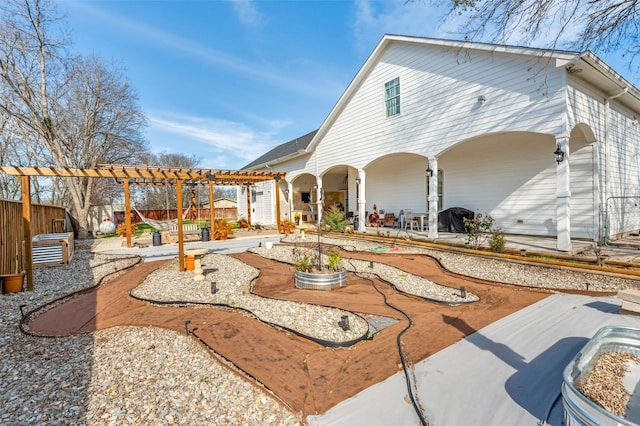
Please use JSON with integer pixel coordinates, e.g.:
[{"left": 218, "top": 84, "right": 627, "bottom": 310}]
[{"left": 385, "top": 77, "right": 400, "bottom": 117}]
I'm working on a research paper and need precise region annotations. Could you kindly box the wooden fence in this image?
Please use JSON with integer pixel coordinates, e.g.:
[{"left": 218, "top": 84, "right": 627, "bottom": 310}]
[
  {"left": 114, "top": 207, "right": 238, "bottom": 225},
  {"left": 0, "top": 199, "right": 67, "bottom": 275}
]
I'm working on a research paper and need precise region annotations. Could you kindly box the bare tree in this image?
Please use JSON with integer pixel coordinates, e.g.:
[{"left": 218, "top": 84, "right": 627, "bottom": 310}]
[
  {"left": 0, "top": 0, "right": 148, "bottom": 238},
  {"left": 136, "top": 152, "right": 202, "bottom": 210},
  {"left": 443, "top": 0, "right": 640, "bottom": 75}
]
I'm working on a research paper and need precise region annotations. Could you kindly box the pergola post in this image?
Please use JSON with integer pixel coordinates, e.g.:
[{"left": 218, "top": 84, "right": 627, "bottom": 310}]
[
  {"left": 275, "top": 178, "right": 282, "bottom": 234},
  {"left": 246, "top": 184, "right": 252, "bottom": 225},
  {"left": 21, "top": 176, "right": 34, "bottom": 291},
  {"left": 177, "top": 179, "right": 185, "bottom": 271},
  {"left": 124, "top": 179, "right": 132, "bottom": 248},
  {"left": 208, "top": 181, "right": 215, "bottom": 232}
]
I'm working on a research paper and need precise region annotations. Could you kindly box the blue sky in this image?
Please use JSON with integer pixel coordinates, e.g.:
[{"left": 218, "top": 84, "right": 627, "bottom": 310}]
[{"left": 58, "top": 1, "right": 636, "bottom": 171}]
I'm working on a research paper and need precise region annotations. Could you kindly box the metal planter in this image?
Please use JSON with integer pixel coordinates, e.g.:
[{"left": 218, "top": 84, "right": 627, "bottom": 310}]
[
  {"left": 294, "top": 270, "right": 347, "bottom": 291},
  {"left": 562, "top": 326, "right": 640, "bottom": 426}
]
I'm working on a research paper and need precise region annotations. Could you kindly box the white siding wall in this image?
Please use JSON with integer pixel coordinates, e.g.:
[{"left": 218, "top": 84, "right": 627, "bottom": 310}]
[
  {"left": 568, "top": 79, "right": 640, "bottom": 237},
  {"left": 365, "top": 154, "right": 428, "bottom": 216},
  {"left": 237, "top": 186, "right": 248, "bottom": 220},
  {"left": 313, "top": 42, "right": 566, "bottom": 173},
  {"left": 607, "top": 106, "right": 640, "bottom": 235},
  {"left": 570, "top": 142, "right": 596, "bottom": 238},
  {"left": 441, "top": 132, "right": 557, "bottom": 235},
  {"left": 251, "top": 181, "right": 275, "bottom": 226}
]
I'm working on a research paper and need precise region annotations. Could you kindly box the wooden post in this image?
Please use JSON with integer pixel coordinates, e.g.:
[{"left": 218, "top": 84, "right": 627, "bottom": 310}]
[
  {"left": 246, "top": 185, "right": 252, "bottom": 226},
  {"left": 124, "top": 179, "right": 132, "bottom": 248},
  {"left": 275, "top": 178, "right": 282, "bottom": 234},
  {"left": 208, "top": 181, "right": 215, "bottom": 233},
  {"left": 190, "top": 185, "right": 197, "bottom": 220},
  {"left": 177, "top": 179, "right": 185, "bottom": 272},
  {"left": 22, "top": 176, "right": 34, "bottom": 291}
]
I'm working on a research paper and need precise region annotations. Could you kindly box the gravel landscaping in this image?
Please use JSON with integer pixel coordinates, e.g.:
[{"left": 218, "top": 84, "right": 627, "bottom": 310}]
[{"left": 3, "top": 236, "right": 640, "bottom": 425}]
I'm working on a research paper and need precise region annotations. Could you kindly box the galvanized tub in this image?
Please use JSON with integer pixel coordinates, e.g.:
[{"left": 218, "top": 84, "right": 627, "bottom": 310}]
[
  {"left": 32, "top": 232, "right": 74, "bottom": 267},
  {"left": 562, "top": 326, "right": 640, "bottom": 426},
  {"left": 294, "top": 270, "right": 347, "bottom": 291}
]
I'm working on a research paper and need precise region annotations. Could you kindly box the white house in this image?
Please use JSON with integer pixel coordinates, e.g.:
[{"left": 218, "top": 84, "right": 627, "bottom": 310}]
[{"left": 244, "top": 34, "right": 640, "bottom": 251}]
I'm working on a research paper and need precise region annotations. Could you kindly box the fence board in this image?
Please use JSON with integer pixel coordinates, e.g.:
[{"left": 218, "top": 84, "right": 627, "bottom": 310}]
[{"left": 0, "top": 199, "right": 67, "bottom": 275}]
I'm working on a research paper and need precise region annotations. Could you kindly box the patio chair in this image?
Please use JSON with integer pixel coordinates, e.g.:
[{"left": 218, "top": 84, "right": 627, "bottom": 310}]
[{"left": 401, "top": 209, "right": 419, "bottom": 230}]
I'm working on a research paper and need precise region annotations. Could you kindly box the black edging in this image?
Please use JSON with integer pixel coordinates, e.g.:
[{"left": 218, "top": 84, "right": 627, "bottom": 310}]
[
  {"left": 128, "top": 292, "right": 369, "bottom": 348},
  {"left": 347, "top": 261, "right": 428, "bottom": 426},
  {"left": 279, "top": 242, "right": 480, "bottom": 306}
]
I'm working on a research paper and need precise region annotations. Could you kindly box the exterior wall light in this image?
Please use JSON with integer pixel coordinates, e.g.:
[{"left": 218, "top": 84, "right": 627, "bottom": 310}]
[
  {"left": 426, "top": 167, "right": 433, "bottom": 177},
  {"left": 554, "top": 144, "right": 565, "bottom": 164},
  {"left": 355, "top": 177, "right": 361, "bottom": 185}
]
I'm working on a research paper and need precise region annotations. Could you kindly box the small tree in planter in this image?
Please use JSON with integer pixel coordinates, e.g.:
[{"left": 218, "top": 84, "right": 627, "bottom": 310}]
[{"left": 292, "top": 243, "right": 346, "bottom": 290}]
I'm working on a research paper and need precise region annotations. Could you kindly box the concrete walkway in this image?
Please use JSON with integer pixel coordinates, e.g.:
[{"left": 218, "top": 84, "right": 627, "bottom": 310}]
[
  {"left": 91, "top": 230, "right": 281, "bottom": 260},
  {"left": 308, "top": 294, "right": 640, "bottom": 426}
]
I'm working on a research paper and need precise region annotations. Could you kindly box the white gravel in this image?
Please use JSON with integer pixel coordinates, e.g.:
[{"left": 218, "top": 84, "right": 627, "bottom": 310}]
[
  {"left": 132, "top": 254, "right": 369, "bottom": 343},
  {"left": 1, "top": 242, "right": 300, "bottom": 426},
  {"left": 3, "top": 236, "right": 640, "bottom": 425}
]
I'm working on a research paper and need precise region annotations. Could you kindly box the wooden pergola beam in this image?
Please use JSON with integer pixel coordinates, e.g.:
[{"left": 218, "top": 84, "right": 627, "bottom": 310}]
[
  {"left": 0, "top": 166, "right": 285, "bottom": 184},
  {"left": 1, "top": 164, "right": 286, "bottom": 290}
]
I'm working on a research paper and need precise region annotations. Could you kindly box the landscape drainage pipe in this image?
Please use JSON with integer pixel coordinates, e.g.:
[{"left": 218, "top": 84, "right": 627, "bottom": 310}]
[{"left": 348, "top": 258, "right": 428, "bottom": 426}]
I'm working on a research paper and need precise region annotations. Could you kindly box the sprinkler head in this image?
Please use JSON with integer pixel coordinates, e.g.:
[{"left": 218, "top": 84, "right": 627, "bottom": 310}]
[
  {"left": 211, "top": 282, "right": 217, "bottom": 294},
  {"left": 184, "top": 320, "right": 191, "bottom": 336},
  {"left": 460, "top": 286, "right": 466, "bottom": 298}
]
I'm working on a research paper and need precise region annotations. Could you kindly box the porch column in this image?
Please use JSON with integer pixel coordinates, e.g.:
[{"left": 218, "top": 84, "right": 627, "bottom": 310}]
[
  {"left": 315, "top": 176, "right": 323, "bottom": 222},
  {"left": 274, "top": 177, "right": 282, "bottom": 233},
  {"left": 556, "top": 136, "right": 572, "bottom": 251},
  {"left": 357, "top": 169, "right": 366, "bottom": 232},
  {"left": 287, "top": 181, "right": 293, "bottom": 222},
  {"left": 428, "top": 158, "right": 439, "bottom": 240}
]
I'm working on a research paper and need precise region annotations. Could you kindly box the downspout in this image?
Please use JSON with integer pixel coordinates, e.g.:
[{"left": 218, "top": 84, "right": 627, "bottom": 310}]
[{"left": 602, "top": 87, "right": 628, "bottom": 243}]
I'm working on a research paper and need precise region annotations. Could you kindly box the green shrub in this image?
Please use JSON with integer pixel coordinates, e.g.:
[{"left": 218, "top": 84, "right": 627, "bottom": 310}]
[
  {"left": 489, "top": 228, "right": 506, "bottom": 253},
  {"left": 327, "top": 249, "right": 344, "bottom": 272},
  {"left": 294, "top": 255, "right": 313, "bottom": 272},
  {"left": 322, "top": 206, "right": 350, "bottom": 232},
  {"left": 463, "top": 213, "right": 495, "bottom": 250}
]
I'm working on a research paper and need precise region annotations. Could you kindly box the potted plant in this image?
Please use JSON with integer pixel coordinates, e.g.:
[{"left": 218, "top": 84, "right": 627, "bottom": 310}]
[
  {"left": 213, "top": 218, "right": 234, "bottom": 240},
  {"left": 280, "top": 219, "right": 297, "bottom": 235},
  {"left": 293, "top": 246, "right": 346, "bottom": 290},
  {"left": 1, "top": 241, "right": 25, "bottom": 293}
]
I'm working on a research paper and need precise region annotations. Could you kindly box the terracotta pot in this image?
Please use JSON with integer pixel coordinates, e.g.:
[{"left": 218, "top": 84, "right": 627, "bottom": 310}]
[
  {"left": 185, "top": 255, "right": 195, "bottom": 271},
  {"left": 2, "top": 273, "right": 25, "bottom": 293}
]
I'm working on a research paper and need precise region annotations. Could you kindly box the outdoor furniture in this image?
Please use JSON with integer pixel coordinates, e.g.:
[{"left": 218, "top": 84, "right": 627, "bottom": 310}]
[
  {"left": 383, "top": 213, "right": 398, "bottom": 228},
  {"left": 401, "top": 209, "right": 418, "bottom": 230},
  {"left": 413, "top": 212, "right": 429, "bottom": 231},
  {"left": 169, "top": 223, "right": 200, "bottom": 236}
]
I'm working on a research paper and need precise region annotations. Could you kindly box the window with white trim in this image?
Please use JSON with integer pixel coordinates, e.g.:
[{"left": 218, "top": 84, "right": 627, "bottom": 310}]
[{"left": 384, "top": 77, "right": 400, "bottom": 117}]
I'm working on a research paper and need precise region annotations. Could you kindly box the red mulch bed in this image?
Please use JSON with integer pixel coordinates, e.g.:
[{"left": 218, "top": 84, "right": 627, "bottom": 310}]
[{"left": 27, "top": 248, "right": 550, "bottom": 418}]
